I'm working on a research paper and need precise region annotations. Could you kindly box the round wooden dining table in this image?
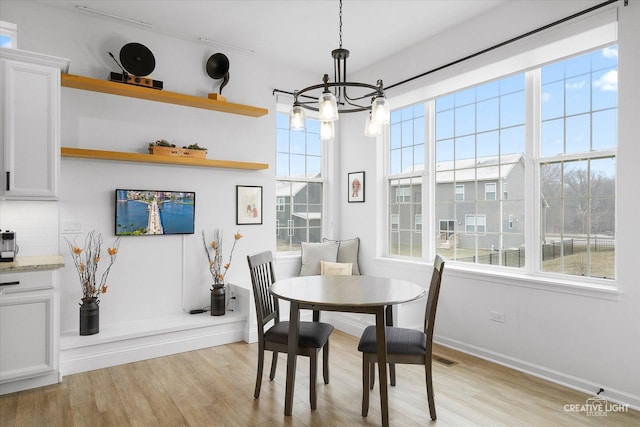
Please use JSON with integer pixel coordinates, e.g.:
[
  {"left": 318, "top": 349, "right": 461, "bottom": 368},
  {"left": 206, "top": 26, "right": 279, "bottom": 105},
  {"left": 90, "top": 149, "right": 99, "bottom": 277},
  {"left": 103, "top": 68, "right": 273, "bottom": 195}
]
[{"left": 270, "top": 274, "right": 425, "bottom": 426}]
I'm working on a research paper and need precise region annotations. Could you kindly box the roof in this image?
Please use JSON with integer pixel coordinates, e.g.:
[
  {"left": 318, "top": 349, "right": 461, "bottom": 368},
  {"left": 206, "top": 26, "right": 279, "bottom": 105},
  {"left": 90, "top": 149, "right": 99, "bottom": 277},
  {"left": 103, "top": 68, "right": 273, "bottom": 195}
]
[
  {"left": 292, "top": 212, "right": 322, "bottom": 221},
  {"left": 276, "top": 173, "right": 321, "bottom": 197},
  {"left": 276, "top": 180, "right": 307, "bottom": 198},
  {"left": 436, "top": 153, "right": 523, "bottom": 183},
  {"left": 389, "top": 154, "right": 523, "bottom": 186}
]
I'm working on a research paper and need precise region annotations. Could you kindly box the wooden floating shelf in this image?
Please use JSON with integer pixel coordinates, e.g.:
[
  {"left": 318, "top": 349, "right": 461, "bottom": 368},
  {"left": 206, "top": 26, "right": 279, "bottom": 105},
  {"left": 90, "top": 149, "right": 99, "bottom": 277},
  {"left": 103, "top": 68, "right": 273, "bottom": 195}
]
[
  {"left": 61, "top": 147, "right": 268, "bottom": 171},
  {"left": 60, "top": 74, "right": 268, "bottom": 117}
]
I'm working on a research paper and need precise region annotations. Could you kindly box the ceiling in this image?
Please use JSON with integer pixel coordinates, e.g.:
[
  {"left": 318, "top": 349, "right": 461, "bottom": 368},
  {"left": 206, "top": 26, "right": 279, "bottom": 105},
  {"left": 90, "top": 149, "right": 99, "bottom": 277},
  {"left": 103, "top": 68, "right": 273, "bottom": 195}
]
[{"left": 39, "top": 0, "right": 507, "bottom": 76}]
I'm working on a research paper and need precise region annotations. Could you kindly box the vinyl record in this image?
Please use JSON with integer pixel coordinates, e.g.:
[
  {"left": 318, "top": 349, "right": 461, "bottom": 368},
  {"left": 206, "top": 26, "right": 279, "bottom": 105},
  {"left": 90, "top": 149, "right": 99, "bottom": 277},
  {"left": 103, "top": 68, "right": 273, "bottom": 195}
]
[
  {"left": 120, "top": 42, "right": 155, "bottom": 76},
  {"left": 206, "top": 53, "right": 229, "bottom": 79}
]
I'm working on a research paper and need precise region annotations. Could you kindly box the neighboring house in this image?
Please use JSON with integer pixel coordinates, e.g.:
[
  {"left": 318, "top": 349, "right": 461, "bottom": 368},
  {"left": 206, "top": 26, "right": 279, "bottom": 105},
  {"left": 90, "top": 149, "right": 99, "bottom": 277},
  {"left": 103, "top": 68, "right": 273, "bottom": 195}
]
[
  {"left": 390, "top": 153, "right": 525, "bottom": 254},
  {"left": 276, "top": 177, "right": 322, "bottom": 249},
  {"left": 435, "top": 153, "right": 525, "bottom": 251}
]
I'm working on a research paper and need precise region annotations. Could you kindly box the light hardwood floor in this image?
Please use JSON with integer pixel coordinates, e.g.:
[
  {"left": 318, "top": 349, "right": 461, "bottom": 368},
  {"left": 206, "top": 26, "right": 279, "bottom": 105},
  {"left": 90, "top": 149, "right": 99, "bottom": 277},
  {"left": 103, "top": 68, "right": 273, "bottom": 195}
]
[{"left": 1, "top": 330, "right": 638, "bottom": 426}]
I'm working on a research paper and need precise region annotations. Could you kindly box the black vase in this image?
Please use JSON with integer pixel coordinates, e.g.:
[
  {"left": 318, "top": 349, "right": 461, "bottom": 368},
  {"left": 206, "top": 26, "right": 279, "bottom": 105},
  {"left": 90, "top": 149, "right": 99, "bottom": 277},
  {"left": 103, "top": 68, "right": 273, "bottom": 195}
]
[
  {"left": 79, "top": 297, "right": 99, "bottom": 335},
  {"left": 211, "top": 286, "right": 225, "bottom": 316}
]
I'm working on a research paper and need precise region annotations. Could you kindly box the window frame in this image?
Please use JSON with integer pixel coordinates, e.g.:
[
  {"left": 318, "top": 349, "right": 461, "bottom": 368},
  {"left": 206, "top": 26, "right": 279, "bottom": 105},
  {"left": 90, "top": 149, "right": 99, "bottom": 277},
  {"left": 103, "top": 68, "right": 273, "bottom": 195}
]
[
  {"left": 383, "top": 41, "right": 618, "bottom": 293},
  {"left": 275, "top": 104, "right": 331, "bottom": 254},
  {"left": 385, "top": 104, "right": 426, "bottom": 259},
  {"left": 396, "top": 187, "right": 411, "bottom": 203},
  {"left": 465, "top": 214, "right": 487, "bottom": 235},
  {"left": 439, "top": 220, "right": 456, "bottom": 238},
  {"left": 485, "top": 183, "right": 497, "bottom": 201},
  {"left": 390, "top": 214, "right": 400, "bottom": 232},
  {"left": 415, "top": 214, "right": 423, "bottom": 233}
]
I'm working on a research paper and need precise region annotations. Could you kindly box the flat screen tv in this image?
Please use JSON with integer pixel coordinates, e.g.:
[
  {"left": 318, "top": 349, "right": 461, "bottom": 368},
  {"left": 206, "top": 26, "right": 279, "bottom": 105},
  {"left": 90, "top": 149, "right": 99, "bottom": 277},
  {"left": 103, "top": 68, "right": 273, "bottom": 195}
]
[{"left": 115, "top": 189, "right": 195, "bottom": 236}]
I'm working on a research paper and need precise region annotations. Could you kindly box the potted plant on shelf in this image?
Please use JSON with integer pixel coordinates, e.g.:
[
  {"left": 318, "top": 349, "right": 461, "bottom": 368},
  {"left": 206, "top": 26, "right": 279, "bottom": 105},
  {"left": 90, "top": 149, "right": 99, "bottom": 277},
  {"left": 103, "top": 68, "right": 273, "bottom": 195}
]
[
  {"left": 202, "top": 229, "right": 242, "bottom": 316},
  {"left": 183, "top": 143, "right": 207, "bottom": 151},
  {"left": 65, "top": 230, "right": 121, "bottom": 335},
  {"left": 148, "top": 140, "right": 208, "bottom": 158}
]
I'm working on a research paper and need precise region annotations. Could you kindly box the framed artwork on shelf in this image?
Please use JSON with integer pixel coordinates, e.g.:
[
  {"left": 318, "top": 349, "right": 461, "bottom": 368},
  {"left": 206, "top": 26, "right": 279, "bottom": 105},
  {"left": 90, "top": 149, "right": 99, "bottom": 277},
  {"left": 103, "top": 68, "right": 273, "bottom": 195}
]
[
  {"left": 348, "top": 171, "right": 365, "bottom": 203},
  {"left": 236, "top": 185, "right": 263, "bottom": 225}
]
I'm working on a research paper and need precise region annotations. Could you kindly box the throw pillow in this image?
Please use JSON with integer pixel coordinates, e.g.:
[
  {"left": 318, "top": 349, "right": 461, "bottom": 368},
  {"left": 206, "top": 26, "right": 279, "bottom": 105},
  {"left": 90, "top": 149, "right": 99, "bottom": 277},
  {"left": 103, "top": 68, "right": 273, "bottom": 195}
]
[
  {"left": 322, "top": 237, "right": 361, "bottom": 275},
  {"left": 300, "top": 241, "right": 339, "bottom": 276},
  {"left": 320, "top": 261, "right": 353, "bottom": 276}
]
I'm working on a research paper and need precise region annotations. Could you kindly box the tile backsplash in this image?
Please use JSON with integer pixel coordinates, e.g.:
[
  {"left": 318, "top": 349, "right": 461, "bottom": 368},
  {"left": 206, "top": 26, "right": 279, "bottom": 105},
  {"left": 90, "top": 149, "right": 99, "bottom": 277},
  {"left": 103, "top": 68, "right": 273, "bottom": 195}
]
[{"left": 0, "top": 201, "right": 59, "bottom": 256}]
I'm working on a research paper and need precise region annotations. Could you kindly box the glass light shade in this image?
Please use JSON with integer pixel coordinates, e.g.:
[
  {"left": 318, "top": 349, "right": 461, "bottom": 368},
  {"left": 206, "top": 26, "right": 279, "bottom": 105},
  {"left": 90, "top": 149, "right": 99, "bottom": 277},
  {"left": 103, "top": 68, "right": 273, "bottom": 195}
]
[
  {"left": 320, "top": 121, "right": 334, "bottom": 140},
  {"left": 371, "top": 96, "right": 390, "bottom": 125},
  {"left": 289, "top": 104, "right": 306, "bottom": 131},
  {"left": 318, "top": 91, "right": 339, "bottom": 122},
  {"left": 364, "top": 113, "right": 381, "bottom": 137}
]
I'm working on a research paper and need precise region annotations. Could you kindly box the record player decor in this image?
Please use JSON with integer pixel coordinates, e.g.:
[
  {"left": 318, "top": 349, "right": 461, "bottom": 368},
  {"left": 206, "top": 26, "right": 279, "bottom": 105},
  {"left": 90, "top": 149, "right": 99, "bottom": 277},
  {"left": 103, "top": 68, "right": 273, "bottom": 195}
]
[
  {"left": 108, "top": 42, "right": 163, "bottom": 90},
  {"left": 206, "top": 53, "right": 230, "bottom": 101}
]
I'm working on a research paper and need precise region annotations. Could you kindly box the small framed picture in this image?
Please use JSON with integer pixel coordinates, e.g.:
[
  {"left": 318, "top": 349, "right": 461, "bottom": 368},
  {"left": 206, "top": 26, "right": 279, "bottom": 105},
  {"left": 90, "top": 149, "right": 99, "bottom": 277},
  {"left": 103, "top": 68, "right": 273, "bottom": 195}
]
[
  {"left": 236, "top": 185, "right": 263, "bottom": 225},
  {"left": 348, "top": 171, "right": 365, "bottom": 203}
]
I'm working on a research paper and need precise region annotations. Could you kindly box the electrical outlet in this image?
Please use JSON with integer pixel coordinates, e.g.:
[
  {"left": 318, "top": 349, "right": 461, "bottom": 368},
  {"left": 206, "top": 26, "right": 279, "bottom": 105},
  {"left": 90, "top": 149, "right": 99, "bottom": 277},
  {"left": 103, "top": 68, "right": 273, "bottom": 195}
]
[
  {"left": 489, "top": 311, "right": 505, "bottom": 323},
  {"left": 227, "top": 290, "right": 237, "bottom": 312}
]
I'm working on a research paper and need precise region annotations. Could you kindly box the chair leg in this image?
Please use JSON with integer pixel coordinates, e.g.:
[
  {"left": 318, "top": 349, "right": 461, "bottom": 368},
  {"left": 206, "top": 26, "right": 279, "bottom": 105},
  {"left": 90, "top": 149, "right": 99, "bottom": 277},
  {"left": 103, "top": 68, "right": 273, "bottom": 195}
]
[
  {"left": 254, "top": 346, "right": 265, "bottom": 398},
  {"left": 425, "top": 361, "right": 436, "bottom": 420},
  {"left": 310, "top": 351, "right": 318, "bottom": 410},
  {"left": 369, "top": 361, "right": 375, "bottom": 389},
  {"left": 385, "top": 305, "right": 396, "bottom": 387},
  {"left": 269, "top": 351, "right": 278, "bottom": 380},
  {"left": 390, "top": 363, "right": 396, "bottom": 386},
  {"left": 322, "top": 341, "right": 330, "bottom": 384},
  {"left": 362, "top": 355, "right": 370, "bottom": 417}
]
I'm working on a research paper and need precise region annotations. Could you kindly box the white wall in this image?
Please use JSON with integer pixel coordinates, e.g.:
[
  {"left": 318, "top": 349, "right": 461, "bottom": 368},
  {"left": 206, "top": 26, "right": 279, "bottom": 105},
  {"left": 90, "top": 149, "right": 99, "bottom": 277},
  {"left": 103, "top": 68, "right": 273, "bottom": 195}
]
[
  {"left": 0, "top": 1, "right": 315, "bottom": 332},
  {"left": 339, "top": 0, "right": 640, "bottom": 408}
]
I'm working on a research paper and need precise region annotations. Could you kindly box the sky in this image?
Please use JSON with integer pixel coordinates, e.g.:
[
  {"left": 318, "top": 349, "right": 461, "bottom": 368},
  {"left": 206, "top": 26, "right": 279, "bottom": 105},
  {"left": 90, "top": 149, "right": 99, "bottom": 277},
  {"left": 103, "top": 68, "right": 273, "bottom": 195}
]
[{"left": 389, "top": 45, "right": 618, "bottom": 177}]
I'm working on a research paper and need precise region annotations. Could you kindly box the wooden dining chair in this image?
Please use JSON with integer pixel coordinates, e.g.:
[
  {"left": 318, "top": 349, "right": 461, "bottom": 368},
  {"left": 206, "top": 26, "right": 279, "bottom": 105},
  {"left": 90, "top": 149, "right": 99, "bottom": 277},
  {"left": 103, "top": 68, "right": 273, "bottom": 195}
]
[
  {"left": 247, "top": 251, "right": 334, "bottom": 409},
  {"left": 357, "top": 255, "right": 445, "bottom": 421}
]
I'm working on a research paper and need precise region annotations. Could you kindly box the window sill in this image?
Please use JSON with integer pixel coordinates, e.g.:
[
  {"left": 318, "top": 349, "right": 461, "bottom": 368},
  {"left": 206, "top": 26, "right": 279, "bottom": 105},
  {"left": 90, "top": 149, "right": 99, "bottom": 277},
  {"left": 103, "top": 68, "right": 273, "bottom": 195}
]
[
  {"left": 374, "top": 257, "right": 621, "bottom": 301},
  {"left": 275, "top": 253, "right": 301, "bottom": 263}
]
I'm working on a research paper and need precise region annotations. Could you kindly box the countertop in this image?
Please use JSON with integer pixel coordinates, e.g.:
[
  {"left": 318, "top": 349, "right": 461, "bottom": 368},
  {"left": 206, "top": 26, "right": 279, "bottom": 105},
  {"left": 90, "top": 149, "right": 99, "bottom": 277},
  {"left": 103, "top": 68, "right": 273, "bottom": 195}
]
[{"left": 0, "top": 255, "right": 65, "bottom": 272}]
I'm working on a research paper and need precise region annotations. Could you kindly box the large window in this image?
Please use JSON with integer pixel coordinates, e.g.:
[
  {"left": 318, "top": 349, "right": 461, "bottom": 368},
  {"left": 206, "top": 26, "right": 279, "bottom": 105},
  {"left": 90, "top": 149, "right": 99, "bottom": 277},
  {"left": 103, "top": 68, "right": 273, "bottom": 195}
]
[
  {"left": 539, "top": 46, "right": 617, "bottom": 279},
  {"left": 389, "top": 45, "right": 617, "bottom": 280},
  {"left": 276, "top": 112, "right": 324, "bottom": 252},
  {"left": 388, "top": 104, "right": 424, "bottom": 257},
  {"left": 434, "top": 72, "right": 526, "bottom": 267}
]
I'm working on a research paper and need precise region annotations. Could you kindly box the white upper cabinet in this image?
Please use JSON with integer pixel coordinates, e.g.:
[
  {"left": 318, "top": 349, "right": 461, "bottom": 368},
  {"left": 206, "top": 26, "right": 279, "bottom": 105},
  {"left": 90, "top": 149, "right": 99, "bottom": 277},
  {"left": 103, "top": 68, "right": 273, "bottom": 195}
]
[{"left": 0, "top": 48, "right": 69, "bottom": 200}]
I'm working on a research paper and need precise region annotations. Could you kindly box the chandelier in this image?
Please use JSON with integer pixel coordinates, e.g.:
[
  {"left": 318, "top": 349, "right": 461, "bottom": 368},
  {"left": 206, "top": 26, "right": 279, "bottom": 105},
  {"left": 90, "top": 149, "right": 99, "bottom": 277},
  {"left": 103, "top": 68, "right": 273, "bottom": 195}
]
[{"left": 289, "top": 0, "right": 390, "bottom": 139}]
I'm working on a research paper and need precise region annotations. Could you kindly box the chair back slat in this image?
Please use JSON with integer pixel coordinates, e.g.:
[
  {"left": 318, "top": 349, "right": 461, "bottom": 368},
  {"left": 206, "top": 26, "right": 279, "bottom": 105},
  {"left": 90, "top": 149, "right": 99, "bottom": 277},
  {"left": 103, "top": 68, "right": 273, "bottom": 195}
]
[
  {"left": 247, "top": 251, "right": 279, "bottom": 329},
  {"left": 423, "top": 255, "right": 445, "bottom": 337}
]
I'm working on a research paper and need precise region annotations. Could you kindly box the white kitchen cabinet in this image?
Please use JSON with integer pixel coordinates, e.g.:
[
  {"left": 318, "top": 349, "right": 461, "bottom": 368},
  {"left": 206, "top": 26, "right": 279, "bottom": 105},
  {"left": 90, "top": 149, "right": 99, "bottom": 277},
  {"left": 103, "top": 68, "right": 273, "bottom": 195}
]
[
  {"left": 0, "top": 266, "right": 60, "bottom": 394},
  {"left": 0, "top": 48, "right": 69, "bottom": 200}
]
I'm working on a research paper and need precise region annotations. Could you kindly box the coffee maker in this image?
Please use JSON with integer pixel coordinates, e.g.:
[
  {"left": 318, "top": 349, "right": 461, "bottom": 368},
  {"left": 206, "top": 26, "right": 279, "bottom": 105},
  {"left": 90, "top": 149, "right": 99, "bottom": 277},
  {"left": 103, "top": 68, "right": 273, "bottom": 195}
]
[{"left": 1, "top": 230, "right": 17, "bottom": 262}]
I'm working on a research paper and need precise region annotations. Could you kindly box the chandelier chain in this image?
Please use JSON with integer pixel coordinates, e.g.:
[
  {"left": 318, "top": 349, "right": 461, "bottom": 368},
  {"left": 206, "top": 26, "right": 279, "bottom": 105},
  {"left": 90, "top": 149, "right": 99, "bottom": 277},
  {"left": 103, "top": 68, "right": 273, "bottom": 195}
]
[
  {"left": 287, "top": 0, "right": 389, "bottom": 128},
  {"left": 338, "top": 0, "right": 343, "bottom": 49}
]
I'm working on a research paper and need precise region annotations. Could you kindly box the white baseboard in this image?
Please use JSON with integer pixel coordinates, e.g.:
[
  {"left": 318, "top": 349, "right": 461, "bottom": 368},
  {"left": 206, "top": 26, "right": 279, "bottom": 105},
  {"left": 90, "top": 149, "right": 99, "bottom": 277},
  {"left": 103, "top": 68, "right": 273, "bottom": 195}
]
[
  {"left": 326, "top": 315, "right": 640, "bottom": 411},
  {"left": 60, "top": 311, "right": 247, "bottom": 376},
  {"left": 329, "top": 313, "right": 367, "bottom": 337},
  {"left": 435, "top": 335, "right": 640, "bottom": 411},
  {"left": 0, "top": 371, "right": 60, "bottom": 395}
]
